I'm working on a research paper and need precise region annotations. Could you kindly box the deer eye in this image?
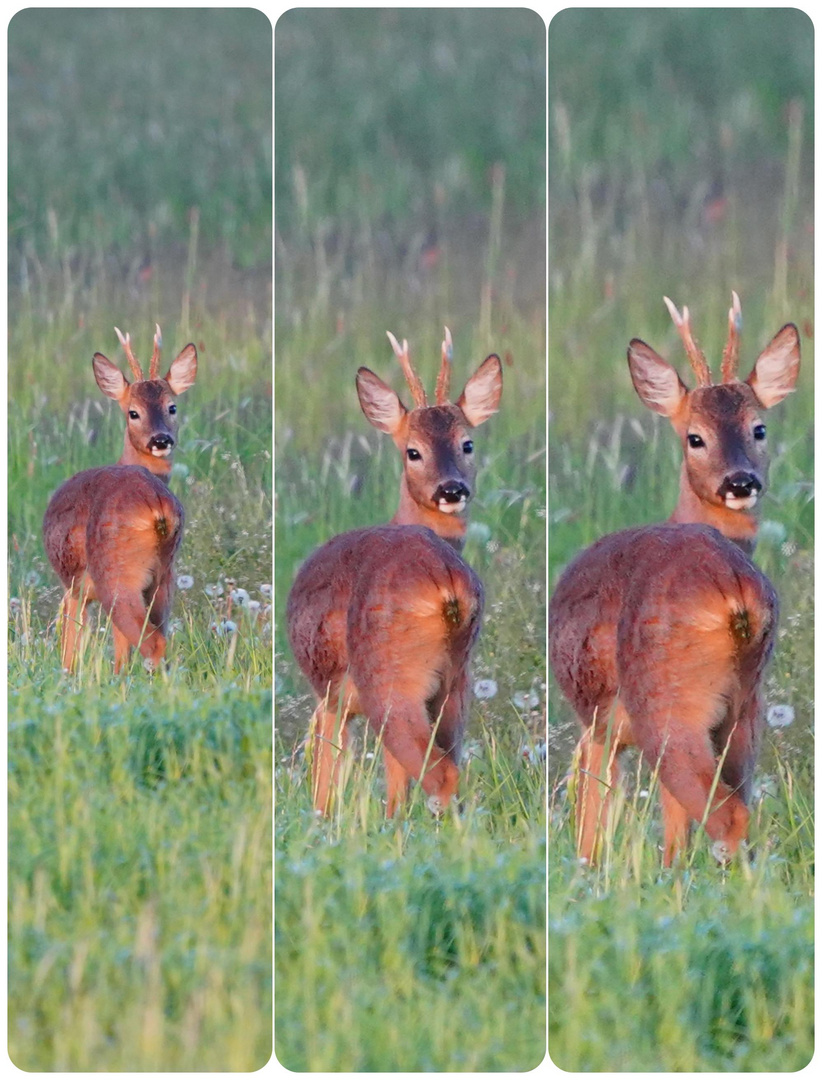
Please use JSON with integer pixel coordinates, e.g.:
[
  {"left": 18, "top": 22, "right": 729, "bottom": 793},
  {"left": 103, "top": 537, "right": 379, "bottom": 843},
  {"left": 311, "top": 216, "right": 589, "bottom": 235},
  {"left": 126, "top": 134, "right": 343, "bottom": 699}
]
[
  {"left": 687, "top": 433, "right": 705, "bottom": 449},
  {"left": 407, "top": 448, "right": 422, "bottom": 461},
  {"left": 169, "top": 404, "right": 177, "bottom": 415},
  {"left": 128, "top": 410, "right": 140, "bottom": 420},
  {"left": 462, "top": 440, "right": 474, "bottom": 454},
  {"left": 753, "top": 424, "right": 766, "bottom": 441}
]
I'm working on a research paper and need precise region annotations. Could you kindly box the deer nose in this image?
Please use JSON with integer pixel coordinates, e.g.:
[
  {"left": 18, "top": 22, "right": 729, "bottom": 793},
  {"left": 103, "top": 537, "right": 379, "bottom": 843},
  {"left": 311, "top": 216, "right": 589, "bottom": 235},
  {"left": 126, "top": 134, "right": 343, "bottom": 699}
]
[
  {"left": 719, "top": 471, "right": 762, "bottom": 499},
  {"left": 148, "top": 433, "right": 175, "bottom": 451},
  {"left": 435, "top": 480, "right": 470, "bottom": 505}
]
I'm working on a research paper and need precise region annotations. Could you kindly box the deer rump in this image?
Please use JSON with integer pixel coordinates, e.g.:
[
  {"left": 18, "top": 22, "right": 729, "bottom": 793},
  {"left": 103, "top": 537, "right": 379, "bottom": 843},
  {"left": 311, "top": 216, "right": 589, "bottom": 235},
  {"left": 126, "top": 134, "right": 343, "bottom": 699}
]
[
  {"left": 43, "top": 464, "right": 183, "bottom": 615},
  {"left": 550, "top": 524, "right": 777, "bottom": 822},
  {"left": 287, "top": 524, "right": 483, "bottom": 770}
]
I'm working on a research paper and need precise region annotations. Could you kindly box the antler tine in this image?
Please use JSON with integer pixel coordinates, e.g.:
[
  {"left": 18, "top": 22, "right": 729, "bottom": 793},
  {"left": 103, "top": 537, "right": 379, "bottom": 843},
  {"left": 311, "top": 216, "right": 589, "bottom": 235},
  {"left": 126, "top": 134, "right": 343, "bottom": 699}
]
[
  {"left": 662, "top": 296, "right": 712, "bottom": 387},
  {"left": 149, "top": 323, "right": 163, "bottom": 380},
  {"left": 386, "top": 330, "right": 427, "bottom": 407},
  {"left": 114, "top": 326, "right": 144, "bottom": 380},
  {"left": 435, "top": 326, "right": 453, "bottom": 405},
  {"left": 720, "top": 291, "right": 742, "bottom": 384}
]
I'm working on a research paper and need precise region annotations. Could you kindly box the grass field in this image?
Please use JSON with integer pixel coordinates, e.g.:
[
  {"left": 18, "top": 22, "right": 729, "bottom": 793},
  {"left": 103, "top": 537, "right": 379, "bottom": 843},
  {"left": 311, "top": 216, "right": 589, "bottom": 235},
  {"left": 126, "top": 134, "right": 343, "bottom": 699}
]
[
  {"left": 8, "top": 11, "right": 272, "bottom": 1070},
  {"left": 548, "top": 9, "right": 813, "bottom": 1070},
  {"left": 274, "top": 10, "right": 546, "bottom": 1069},
  {"left": 274, "top": 205, "right": 547, "bottom": 1072}
]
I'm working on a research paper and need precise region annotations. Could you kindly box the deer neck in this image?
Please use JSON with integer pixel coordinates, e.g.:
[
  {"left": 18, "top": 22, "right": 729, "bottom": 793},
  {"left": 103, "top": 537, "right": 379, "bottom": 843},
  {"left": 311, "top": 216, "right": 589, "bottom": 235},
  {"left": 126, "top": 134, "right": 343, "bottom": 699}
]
[
  {"left": 669, "top": 462, "right": 758, "bottom": 556},
  {"left": 118, "top": 433, "right": 173, "bottom": 482},
  {"left": 391, "top": 477, "right": 468, "bottom": 553}
]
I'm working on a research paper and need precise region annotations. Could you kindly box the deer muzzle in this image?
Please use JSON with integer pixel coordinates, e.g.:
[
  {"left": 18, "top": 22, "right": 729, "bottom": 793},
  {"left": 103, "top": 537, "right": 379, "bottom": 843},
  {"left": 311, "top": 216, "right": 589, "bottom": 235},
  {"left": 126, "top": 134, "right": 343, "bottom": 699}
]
[
  {"left": 148, "top": 433, "right": 175, "bottom": 456},
  {"left": 718, "top": 470, "right": 763, "bottom": 509},
  {"left": 434, "top": 480, "right": 471, "bottom": 514}
]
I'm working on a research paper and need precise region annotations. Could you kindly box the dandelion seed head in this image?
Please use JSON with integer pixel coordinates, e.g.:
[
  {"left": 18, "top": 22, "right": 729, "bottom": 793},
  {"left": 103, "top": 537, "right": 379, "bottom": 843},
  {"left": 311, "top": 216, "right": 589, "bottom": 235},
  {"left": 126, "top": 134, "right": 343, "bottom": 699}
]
[
  {"left": 473, "top": 678, "right": 498, "bottom": 700},
  {"left": 767, "top": 704, "right": 795, "bottom": 728}
]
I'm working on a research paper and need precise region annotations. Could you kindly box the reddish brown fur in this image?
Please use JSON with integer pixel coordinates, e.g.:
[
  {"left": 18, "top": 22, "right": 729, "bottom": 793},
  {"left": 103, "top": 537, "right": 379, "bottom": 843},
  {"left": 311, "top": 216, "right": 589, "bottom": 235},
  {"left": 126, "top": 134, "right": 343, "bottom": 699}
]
[
  {"left": 550, "top": 298, "right": 799, "bottom": 864},
  {"left": 288, "top": 526, "right": 482, "bottom": 813},
  {"left": 287, "top": 331, "right": 502, "bottom": 814},
  {"left": 43, "top": 329, "right": 197, "bottom": 672},
  {"left": 551, "top": 525, "right": 776, "bottom": 864}
]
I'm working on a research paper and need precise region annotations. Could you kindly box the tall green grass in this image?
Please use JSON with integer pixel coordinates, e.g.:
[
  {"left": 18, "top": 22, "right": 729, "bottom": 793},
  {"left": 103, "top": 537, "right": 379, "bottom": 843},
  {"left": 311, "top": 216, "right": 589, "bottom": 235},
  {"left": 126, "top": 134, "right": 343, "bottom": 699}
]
[
  {"left": 8, "top": 10, "right": 272, "bottom": 1069},
  {"left": 274, "top": 12, "right": 546, "bottom": 1065},
  {"left": 274, "top": 217, "right": 547, "bottom": 1067},
  {"left": 548, "top": 9, "right": 813, "bottom": 1071}
]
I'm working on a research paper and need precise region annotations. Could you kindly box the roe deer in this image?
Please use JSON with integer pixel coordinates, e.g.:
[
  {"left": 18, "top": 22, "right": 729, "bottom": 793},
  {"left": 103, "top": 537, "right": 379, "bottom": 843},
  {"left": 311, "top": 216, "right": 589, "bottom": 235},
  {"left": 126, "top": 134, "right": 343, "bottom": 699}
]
[
  {"left": 43, "top": 326, "right": 198, "bottom": 672},
  {"left": 287, "top": 329, "right": 502, "bottom": 815},
  {"left": 549, "top": 295, "right": 800, "bottom": 865}
]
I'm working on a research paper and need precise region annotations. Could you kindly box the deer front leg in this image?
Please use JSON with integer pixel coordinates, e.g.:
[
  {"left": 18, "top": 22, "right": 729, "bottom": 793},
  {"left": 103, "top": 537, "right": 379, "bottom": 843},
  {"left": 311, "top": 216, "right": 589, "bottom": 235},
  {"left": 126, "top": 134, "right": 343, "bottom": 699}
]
[
  {"left": 310, "top": 701, "right": 351, "bottom": 815},
  {"left": 60, "top": 589, "right": 89, "bottom": 672}
]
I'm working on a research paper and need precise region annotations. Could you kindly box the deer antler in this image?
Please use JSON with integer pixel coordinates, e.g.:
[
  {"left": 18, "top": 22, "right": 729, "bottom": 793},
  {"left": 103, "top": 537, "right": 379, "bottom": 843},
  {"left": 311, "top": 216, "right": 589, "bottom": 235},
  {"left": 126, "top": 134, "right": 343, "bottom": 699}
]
[
  {"left": 149, "top": 324, "right": 163, "bottom": 380},
  {"left": 663, "top": 297, "right": 712, "bottom": 387},
  {"left": 386, "top": 331, "right": 427, "bottom": 408},
  {"left": 720, "top": 291, "right": 742, "bottom": 384},
  {"left": 435, "top": 326, "right": 452, "bottom": 405},
  {"left": 114, "top": 327, "right": 144, "bottom": 380}
]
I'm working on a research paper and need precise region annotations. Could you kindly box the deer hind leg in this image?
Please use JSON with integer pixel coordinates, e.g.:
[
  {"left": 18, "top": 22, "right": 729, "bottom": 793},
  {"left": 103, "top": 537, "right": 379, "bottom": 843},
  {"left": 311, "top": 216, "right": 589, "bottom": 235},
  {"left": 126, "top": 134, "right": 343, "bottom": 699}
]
[
  {"left": 310, "top": 698, "right": 351, "bottom": 815},
  {"left": 659, "top": 785, "right": 692, "bottom": 867},
  {"left": 383, "top": 668, "right": 471, "bottom": 817},
  {"left": 60, "top": 588, "right": 90, "bottom": 672},
  {"left": 102, "top": 594, "right": 167, "bottom": 673},
  {"left": 575, "top": 703, "right": 631, "bottom": 864},
  {"left": 383, "top": 748, "right": 410, "bottom": 816},
  {"left": 111, "top": 579, "right": 174, "bottom": 674},
  {"left": 364, "top": 695, "right": 459, "bottom": 814},
  {"left": 651, "top": 722, "right": 750, "bottom": 863}
]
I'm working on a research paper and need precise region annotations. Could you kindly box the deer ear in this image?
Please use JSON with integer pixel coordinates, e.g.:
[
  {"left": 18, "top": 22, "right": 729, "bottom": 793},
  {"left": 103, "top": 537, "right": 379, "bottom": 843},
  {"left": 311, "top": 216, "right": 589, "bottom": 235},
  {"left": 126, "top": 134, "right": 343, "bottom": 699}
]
[
  {"left": 356, "top": 367, "right": 407, "bottom": 435},
  {"left": 165, "top": 344, "right": 198, "bottom": 395},
  {"left": 93, "top": 353, "right": 129, "bottom": 402},
  {"left": 628, "top": 339, "right": 689, "bottom": 417},
  {"left": 746, "top": 324, "right": 800, "bottom": 408},
  {"left": 457, "top": 354, "right": 502, "bottom": 427}
]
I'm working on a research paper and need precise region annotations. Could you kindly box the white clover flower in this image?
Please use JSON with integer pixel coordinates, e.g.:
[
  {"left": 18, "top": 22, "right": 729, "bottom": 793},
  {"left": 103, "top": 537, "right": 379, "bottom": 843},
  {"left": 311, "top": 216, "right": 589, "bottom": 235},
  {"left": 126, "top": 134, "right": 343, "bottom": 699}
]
[
  {"left": 767, "top": 704, "right": 795, "bottom": 728},
  {"left": 473, "top": 678, "right": 498, "bottom": 700},
  {"left": 176, "top": 574, "right": 194, "bottom": 590}
]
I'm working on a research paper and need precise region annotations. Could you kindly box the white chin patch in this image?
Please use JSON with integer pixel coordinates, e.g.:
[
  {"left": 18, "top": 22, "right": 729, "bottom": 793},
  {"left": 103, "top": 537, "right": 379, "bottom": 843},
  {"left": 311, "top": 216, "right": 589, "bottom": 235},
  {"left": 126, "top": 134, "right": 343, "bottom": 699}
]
[
  {"left": 437, "top": 498, "right": 466, "bottom": 515},
  {"left": 725, "top": 493, "right": 757, "bottom": 511},
  {"left": 150, "top": 447, "right": 172, "bottom": 458}
]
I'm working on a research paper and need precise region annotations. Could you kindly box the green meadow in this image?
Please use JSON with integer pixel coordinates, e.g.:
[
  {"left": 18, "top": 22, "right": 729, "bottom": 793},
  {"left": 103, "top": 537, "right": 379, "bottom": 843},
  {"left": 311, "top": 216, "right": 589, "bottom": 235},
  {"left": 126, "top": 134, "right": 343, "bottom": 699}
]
[
  {"left": 548, "top": 9, "right": 813, "bottom": 1071},
  {"left": 8, "top": 10, "right": 272, "bottom": 1069},
  {"left": 274, "top": 9, "right": 547, "bottom": 1071}
]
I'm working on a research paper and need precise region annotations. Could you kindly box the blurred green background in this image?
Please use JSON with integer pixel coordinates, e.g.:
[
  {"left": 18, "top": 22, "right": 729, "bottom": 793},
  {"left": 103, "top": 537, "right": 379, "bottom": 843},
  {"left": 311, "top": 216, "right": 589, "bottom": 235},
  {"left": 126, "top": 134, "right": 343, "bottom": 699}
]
[
  {"left": 9, "top": 7, "right": 271, "bottom": 268},
  {"left": 275, "top": 8, "right": 545, "bottom": 231},
  {"left": 548, "top": 9, "right": 813, "bottom": 1073}
]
